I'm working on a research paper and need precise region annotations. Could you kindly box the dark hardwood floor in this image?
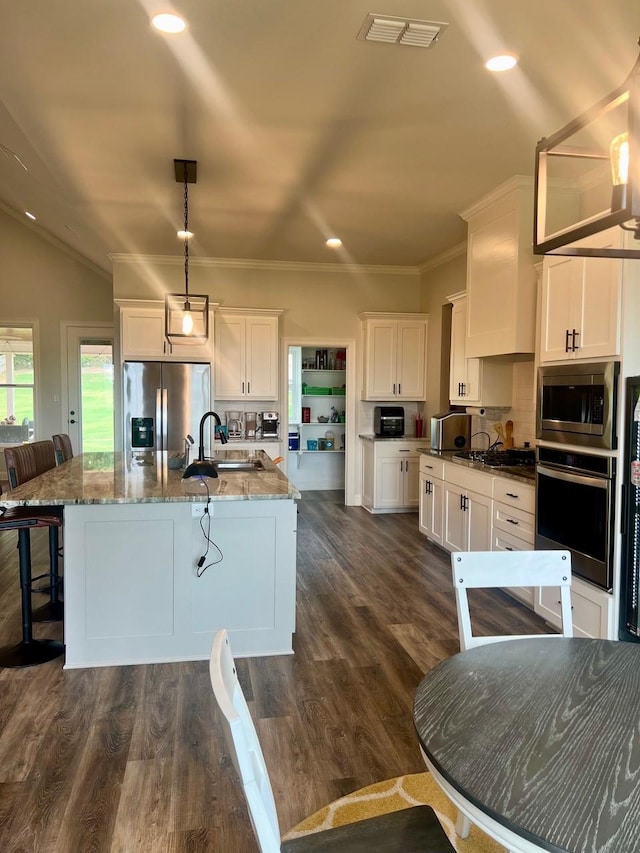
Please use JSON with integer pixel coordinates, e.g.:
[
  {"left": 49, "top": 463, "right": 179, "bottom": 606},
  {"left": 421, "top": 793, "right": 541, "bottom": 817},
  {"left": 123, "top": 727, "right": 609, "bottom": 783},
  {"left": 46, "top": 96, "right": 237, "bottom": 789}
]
[{"left": 0, "top": 491, "right": 551, "bottom": 852}]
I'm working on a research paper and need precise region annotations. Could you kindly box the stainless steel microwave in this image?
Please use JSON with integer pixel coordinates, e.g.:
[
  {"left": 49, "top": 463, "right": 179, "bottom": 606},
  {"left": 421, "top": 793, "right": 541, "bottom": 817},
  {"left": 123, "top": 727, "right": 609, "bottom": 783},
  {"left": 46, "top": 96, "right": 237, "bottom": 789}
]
[{"left": 537, "top": 361, "right": 619, "bottom": 449}]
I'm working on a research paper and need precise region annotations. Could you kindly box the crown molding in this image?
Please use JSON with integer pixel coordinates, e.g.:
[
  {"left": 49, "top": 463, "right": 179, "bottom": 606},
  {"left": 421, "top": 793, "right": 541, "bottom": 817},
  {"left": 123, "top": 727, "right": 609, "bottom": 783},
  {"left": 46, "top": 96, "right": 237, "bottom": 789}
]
[
  {"left": 0, "top": 200, "right": 111, "bottom": 282},
  {"left": 108, "top": 252, "right": 420, "bottom": 276},
  {"left": 418, "top": 241, "right": 467, "bottom": 273},
  {"left": 459, "top": 175, "right": 534, "bottom": 222}
]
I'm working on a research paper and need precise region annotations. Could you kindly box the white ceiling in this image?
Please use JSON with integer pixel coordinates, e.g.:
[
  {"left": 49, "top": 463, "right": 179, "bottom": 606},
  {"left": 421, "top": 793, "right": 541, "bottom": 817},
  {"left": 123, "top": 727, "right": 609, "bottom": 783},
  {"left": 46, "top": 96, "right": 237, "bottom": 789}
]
[{"left": 1, "top": 1, "right": 638, "bottom": 272}]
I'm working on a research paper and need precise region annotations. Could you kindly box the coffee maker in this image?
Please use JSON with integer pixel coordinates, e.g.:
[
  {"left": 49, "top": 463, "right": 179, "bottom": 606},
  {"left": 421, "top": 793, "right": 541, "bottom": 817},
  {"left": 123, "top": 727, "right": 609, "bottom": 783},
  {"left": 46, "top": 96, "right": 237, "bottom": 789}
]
[{"left": 260, "top": 411, "right": 279, "bottom": 438}]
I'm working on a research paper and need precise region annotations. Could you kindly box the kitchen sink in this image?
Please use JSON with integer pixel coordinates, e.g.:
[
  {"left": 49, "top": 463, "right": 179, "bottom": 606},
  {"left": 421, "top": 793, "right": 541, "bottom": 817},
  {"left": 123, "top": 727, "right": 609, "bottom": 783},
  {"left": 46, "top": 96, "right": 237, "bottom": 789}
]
[{"left": 209, "top": 459, "right": 265, "bottom": 472}]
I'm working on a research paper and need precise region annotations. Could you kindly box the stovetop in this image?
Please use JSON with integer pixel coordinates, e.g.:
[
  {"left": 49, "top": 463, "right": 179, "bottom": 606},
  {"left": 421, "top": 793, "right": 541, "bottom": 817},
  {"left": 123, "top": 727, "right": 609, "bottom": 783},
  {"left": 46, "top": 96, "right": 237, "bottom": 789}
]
[{"left": 453, "top": 449, "right": 536, "bottom": 468}]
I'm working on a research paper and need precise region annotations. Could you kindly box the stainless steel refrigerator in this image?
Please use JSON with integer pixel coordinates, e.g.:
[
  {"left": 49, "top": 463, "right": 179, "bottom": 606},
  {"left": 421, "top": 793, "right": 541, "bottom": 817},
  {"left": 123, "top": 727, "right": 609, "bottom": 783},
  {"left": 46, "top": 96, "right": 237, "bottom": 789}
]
[{"left": 123, "top": 361, "right": 210, "bottom": 454}]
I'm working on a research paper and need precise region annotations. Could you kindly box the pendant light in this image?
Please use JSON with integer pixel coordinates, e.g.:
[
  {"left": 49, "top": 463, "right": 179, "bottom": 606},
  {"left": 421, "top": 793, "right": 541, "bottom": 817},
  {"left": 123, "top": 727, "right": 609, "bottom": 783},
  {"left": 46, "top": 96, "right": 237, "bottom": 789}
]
[
  {"left": 165, "top": 159, "right": 209, "bottom": 343},
  {"left": 534, "top": 37, "right": 640, "bottom": 258}
]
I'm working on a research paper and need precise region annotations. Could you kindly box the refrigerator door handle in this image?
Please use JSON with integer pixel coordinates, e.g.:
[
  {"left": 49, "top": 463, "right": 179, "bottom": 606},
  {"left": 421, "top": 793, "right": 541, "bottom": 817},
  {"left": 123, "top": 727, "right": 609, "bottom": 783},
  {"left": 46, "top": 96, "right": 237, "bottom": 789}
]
[
  {"left": 162, "top": 387, "right": 168, "bottom": 451},
  {"left": 156, "top": 388, "right": 163, "bottom": 452}
]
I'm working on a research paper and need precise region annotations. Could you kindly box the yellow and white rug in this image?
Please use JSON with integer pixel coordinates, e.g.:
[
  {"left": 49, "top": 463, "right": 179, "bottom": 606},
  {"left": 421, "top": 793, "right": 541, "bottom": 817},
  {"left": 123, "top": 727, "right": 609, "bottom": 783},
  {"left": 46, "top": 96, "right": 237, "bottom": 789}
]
[{"left": 282, "top": 772, "right": 503, "bottom": 852}]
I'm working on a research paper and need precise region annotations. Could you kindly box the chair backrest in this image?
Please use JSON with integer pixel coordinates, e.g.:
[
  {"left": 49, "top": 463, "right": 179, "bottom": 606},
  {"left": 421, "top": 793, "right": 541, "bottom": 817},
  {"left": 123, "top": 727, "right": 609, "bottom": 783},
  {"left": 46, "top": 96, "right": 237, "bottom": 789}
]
[
  {"left": 52, "top": 433, "right": 73, "bottom": 465},
  {"left": 452, "top": 550, "right": 573, "bottom": 651},
  {"left": 4, "top": 440, "right": 56, "bottom": 489},
  {"left": 210, "top": 630, "right": 281, "bottom": 853}
]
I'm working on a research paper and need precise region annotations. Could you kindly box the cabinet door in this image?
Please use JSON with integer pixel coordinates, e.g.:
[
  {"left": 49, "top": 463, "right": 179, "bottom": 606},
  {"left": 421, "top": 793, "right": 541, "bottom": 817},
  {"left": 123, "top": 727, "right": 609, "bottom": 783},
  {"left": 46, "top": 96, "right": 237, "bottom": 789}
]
[
  {"left": 403, "top": 456, "right": 421, "bottom": 507},
  {"left": 466, "top": 489, "right": 492, "bottom": 551},
  {"left": 449, "top": 301, "right": 467, "bottom": 402},
  {"left": 245, "top": 316, "right": 278, "bottom": 399},
  {"left": 375, "top": 457, "right": 404, "bottom": 509},
  {"left": 540, "top": 255, "right": 576, "bottom": 362},
  {"left": 576, "top": 254, "right": 621, "bottom": 359},
  {"left": 121, "top": 307, "right": 166, "bottom": 359},
  {"left": 419, "top": 474, "right": 444, "bottom": 546},
  {"left": 364, "top": 320, "right": 397, "bottom": 399},
  {"left": 168, "top": 311, "right": 214, "bottom": 359},
  {"left": 215, "top": 315, "right": 245, "bottom": 398},
  {"left": 443, "top": 483, "right": 466, "bottom": 552},
  {"left": 396, "top": 321, "right": 426, "bottom": 400}
]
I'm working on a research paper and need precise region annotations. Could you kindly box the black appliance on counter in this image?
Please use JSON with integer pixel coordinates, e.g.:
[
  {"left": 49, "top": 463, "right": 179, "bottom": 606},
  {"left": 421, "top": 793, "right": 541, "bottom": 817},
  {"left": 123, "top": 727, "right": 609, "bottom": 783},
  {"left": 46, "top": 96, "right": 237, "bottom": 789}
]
[{"left": 374, "top": 406, "right": 404, "bottom": 437}]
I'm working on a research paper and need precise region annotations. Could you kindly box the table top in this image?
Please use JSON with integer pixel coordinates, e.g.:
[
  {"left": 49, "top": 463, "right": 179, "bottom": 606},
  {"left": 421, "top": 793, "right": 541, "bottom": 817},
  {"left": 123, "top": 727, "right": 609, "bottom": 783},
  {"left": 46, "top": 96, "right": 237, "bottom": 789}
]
[
  {"left": 0, "top": 450, "right": 300, "bottom": 506},
  {"left": 413, "top": 638, "right": 640, "bottom": 853}
]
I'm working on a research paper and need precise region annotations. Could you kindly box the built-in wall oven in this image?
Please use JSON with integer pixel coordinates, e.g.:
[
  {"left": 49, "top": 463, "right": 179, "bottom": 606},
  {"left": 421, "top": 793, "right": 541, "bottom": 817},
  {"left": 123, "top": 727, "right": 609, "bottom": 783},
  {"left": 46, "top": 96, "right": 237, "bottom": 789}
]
[
  {"left": 536, "top": 446, "right": 615, "bottom": 591},
  {"left": 537, "top": 361, "right": 619, "bottom": 449}
]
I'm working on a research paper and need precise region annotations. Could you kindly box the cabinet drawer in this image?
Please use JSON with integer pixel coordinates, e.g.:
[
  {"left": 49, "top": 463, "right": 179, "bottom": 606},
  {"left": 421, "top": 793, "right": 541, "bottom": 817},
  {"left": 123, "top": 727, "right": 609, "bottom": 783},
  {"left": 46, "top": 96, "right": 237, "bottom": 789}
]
[
  {"left": 493, "top": 501, "right": 534, "bottom": 545},
  {"left": 419, "top": 454, "right": 445, "bottom": 478},
  {"left": 493, "top": 478, "right": 535, "bottom": 513},
  {"left": 491, "top": 527, "right": 533, "bottom": 553},
  {"left": 446, "top": 463, "right": 493, "bottom": 496},
  {"left": 373, "top": 441, "right": 421, "bottom": 459}
]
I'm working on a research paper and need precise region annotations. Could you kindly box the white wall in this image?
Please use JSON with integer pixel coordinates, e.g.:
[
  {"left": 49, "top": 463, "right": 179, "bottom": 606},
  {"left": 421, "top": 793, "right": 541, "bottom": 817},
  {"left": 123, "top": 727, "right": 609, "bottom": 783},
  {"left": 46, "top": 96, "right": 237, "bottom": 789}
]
[{"left": 0, "top": 207, "right": 113, "bottom": 442}]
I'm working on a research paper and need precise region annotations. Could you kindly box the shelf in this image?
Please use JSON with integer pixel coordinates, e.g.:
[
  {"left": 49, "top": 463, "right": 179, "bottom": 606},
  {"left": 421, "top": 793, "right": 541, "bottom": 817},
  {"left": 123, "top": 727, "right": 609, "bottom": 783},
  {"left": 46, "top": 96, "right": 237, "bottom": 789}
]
[
  {"left": 302, "top": 394, "right": 346, "bottom": 398},
  {"left": 288, "top": 449, "right": 345, "bottom": 454},
  {"left": 300, "top": 422, "right": 345, "bottom": 427},
  {"left": 302, "top": 368, "right": 346, "bottom": 373}
]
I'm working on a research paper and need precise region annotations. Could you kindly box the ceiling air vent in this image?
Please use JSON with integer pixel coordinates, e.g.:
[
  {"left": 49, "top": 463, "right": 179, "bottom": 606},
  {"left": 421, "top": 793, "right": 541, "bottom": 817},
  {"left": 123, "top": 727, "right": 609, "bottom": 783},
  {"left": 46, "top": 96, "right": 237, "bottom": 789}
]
[{"left": 357, "top": 14, "right": 448, "bottom": 48}]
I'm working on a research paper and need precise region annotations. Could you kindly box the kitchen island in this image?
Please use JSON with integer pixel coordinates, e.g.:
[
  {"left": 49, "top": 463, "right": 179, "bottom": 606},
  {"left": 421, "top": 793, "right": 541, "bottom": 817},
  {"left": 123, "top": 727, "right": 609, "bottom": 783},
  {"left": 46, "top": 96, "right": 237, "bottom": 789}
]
[{"left": 1, "top": 450, "right": 300, "bottom": 668}]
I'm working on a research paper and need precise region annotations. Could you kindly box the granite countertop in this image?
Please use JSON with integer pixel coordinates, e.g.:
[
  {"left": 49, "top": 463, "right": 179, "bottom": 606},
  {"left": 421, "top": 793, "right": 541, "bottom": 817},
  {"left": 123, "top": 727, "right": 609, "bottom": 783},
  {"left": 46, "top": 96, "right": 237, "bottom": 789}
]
[
  {"left": 417, "top": 447, "right": 536, "bottom": 484},
  {"left": 0, "top": 449, "right": 301, "bottom": 506}
]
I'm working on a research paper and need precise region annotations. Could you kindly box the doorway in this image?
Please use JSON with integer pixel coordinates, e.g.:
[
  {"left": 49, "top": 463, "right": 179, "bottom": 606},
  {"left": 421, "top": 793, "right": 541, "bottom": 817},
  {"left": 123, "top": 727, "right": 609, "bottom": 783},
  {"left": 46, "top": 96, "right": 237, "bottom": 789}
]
[
  {"left": 62, "top": 323, "right": 114, "bottom": 453},
  {"left": 283, "top": 337, "right": 357, "bottom": 505}
]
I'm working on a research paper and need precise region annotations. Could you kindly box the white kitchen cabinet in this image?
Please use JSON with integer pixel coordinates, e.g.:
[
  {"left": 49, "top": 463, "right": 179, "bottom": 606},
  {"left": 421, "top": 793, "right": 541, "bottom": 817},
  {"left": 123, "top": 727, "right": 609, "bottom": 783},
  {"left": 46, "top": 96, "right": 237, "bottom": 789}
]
[
  {"left": 539, "top": 229, "right": 621, "bottom": 363},
  {"left": 118, "top": 300, "right": 214, "bottom": 361},
  {"left": 491, "top": 478, "right": 536, "bottom": 607},
  {"left": 418, "top": 455, "right": 445, "bottom": 546},
  {"left": 362, "top": 439, "right": 421, "bottom": 513},
  {"left": 535, "top": 576, "right": 614, "bottom": 639},
  {"left": 359, "top": 313, "right": 428, "bottom": 401},
  {"left": 448, "top": 292, "right": 512, "bottom": 407},
  {"left": 215, "top": 309, "right": 281, "bottom": 400},
  {"left": 460, "top": 176, "right": 537, "bottom": 357},
  {"left": 442, "top": 465, "right": 493, "bottom": 553}
]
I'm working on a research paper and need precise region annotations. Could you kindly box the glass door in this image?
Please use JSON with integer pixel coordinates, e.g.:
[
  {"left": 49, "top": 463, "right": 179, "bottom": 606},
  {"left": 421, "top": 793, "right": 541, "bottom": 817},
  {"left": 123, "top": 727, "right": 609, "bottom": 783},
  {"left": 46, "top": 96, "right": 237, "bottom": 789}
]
[{"left": 65, "top": 325, "right": 114, "bottom": 453}]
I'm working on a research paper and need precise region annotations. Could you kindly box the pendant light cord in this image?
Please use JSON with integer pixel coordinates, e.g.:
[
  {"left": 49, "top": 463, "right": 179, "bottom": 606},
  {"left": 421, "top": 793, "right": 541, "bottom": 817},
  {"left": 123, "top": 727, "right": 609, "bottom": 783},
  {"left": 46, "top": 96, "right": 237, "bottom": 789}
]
[{"left": 183, "top": 163, "right": 190, "bottom": 303}]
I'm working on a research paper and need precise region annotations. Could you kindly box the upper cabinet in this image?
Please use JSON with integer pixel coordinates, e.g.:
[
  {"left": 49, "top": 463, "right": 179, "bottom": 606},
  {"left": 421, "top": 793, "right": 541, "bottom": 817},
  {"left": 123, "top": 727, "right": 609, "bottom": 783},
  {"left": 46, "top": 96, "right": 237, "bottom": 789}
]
[
  {"left": 117, "top": 300, "right": 214, "bottom": 361},
  {"left": 359, "top": 313, "right": 428, "bottom": 401},
  {"left": 214, "top": 308, "right": 281, "bottom": 400},
  {"left": 460, "top": 177, "right": 537, "bottom": 358},
  {"left": 539, "top": 229, "right": 622, "bottom": 363},
  {"left": 448, "top": 292, "right": 512, "bottom": 406}
]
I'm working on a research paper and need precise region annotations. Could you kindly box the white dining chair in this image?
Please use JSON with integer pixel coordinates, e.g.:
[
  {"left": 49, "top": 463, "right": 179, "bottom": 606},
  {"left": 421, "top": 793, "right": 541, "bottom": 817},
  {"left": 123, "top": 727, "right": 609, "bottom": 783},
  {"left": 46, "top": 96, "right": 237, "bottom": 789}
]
[
  {"left": 449, "top": 548, "right": 572, "bottom": 842},
  {"left": 451, "top": 549, "right": 573, "bottom": 652},
  {"left": 210, "top": 629, "right": 456, "bottom": 853}
]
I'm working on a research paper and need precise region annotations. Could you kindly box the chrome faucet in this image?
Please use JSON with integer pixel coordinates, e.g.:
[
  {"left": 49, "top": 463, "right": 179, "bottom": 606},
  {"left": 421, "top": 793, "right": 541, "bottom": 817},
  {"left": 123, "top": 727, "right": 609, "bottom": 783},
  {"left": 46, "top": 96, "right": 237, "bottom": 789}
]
[{"left": 198, "top": 411, "right": 228, "bottom": 461}]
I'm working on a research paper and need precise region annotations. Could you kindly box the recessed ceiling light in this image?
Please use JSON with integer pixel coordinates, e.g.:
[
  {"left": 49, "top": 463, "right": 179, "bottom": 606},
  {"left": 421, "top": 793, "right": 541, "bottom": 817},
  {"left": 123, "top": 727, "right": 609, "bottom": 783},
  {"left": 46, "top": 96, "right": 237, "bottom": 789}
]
[
  {"left": 151, "top": 13, "right": 187, "bottom": 34},
  {"left": 177, "top": 229, "right": 194, "bottom": 239},
  {"left": 485, "top": 54, "right": 518, "bottom": 72},
  {"left": 25, "top": 211, "right": 36, "bottom": 221},
  {"left": 326, "top": 237, "right": 342, "bottom": 248}
]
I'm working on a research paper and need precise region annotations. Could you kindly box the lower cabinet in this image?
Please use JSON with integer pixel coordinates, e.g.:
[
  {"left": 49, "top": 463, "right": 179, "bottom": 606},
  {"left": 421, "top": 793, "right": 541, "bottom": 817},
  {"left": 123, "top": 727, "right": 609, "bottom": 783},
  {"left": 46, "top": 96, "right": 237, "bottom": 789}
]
[
  {"left": 362, "top": 439, "right": 421, "bottom": 513},
  {"left": 443, "top": 482, "right": 492, "bottom": 552},
  {"left": 419, "top": 455, "right": 445, "bottom": 546},
  {"left": 535, "top": 577, "right": 613, "bottom": 639}
]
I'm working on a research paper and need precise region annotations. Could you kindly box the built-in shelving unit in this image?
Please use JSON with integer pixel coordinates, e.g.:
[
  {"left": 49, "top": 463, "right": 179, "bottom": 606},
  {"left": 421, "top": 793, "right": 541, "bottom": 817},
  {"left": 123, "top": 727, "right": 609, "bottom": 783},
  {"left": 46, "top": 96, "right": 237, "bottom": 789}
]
[{"left": 287, "top": 348, "right": 347, "bottom": 489}]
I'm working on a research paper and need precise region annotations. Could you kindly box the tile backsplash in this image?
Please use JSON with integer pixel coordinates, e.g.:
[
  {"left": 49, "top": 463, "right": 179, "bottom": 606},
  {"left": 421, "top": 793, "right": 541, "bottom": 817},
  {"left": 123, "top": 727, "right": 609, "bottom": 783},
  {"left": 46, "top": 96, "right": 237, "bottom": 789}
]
[{"left": 471, "top": 356, "right": 536, "bottom": 449}]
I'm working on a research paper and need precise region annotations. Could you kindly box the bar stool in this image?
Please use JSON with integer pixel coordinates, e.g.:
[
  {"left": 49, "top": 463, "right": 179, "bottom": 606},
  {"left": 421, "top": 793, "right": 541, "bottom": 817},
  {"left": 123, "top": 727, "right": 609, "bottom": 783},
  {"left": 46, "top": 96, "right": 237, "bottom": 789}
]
[
  {"left": 0, "top": 482, "right": 64, "bottom": 667},
  {"left": 52, "top": 433, "right": 73, "bottom": 465},
  {"left": 4, "top": 441, "right": 64, "bottom": 624}
]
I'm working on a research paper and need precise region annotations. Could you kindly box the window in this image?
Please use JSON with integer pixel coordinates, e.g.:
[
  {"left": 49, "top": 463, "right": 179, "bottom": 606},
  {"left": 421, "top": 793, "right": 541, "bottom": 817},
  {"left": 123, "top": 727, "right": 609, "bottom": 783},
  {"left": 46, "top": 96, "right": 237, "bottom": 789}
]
[{"left": 0, "top": 326, "right": 35, "bottom": 444}]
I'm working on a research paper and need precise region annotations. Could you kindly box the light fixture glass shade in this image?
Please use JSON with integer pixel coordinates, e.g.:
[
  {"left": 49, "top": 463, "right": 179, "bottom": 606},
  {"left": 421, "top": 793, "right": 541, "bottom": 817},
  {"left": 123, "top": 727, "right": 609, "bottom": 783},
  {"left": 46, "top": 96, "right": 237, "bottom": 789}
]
[
  {"left": 165, "top": 294, "right": 209, "bottom": 342},
  {"left": 534, "top": 41, "right": 640, "bottom": 258}
]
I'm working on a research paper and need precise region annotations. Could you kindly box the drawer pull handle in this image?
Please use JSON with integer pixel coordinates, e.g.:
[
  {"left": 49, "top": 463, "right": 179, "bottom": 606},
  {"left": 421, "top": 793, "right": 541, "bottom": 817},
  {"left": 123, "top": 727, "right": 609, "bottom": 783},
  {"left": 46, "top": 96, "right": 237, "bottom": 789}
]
[
  {"left": 506, "top": 546, "right": 513, "bottom": 551},
  {"left": 505, "top": 492, "right": 519, "bottom": 499},
  {"left": 506, "top": 518, "right": 519, "bottom": 525}
]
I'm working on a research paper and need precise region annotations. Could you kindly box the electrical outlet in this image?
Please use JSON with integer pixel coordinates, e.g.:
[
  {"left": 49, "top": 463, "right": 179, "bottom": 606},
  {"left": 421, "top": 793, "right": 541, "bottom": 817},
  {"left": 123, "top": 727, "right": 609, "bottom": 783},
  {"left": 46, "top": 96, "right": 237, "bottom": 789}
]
[{"left": 191, "top": 503, "right": 207, "bottom": 517}]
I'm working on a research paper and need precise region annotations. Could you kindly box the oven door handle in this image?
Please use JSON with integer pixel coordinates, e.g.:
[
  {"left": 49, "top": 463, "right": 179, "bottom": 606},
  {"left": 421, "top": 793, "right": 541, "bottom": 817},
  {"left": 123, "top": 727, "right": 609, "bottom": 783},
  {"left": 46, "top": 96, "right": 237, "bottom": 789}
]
[{"left": 537, "top": 464, "right": 609, "bottom": 490}]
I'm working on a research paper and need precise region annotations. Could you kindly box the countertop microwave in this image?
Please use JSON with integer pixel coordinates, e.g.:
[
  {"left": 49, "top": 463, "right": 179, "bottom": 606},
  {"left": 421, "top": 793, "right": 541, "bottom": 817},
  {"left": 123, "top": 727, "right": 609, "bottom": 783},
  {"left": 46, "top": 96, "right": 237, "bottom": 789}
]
[{"left": 537, "top": 361, "right": 619, "bottom": 449}]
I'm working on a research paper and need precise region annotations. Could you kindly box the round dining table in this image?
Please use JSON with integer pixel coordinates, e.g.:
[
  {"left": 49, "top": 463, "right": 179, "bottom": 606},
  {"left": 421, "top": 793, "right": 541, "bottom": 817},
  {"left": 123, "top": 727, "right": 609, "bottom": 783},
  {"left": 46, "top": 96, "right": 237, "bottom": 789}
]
[{"left": 413, "top": 638, "right": 640, "bottom": 853}]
